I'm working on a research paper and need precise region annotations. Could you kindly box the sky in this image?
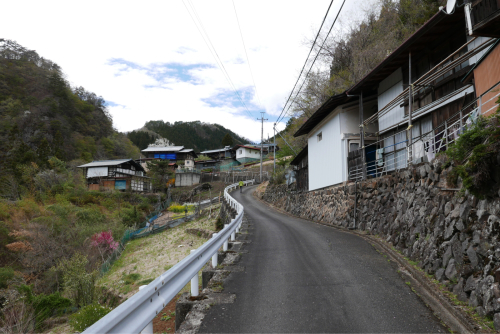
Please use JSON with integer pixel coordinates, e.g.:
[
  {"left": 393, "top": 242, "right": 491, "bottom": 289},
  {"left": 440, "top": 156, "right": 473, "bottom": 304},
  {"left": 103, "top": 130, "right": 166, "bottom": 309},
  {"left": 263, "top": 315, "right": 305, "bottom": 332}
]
[{"left": 1, "top": 0, "right": 374, "bottom": 143}]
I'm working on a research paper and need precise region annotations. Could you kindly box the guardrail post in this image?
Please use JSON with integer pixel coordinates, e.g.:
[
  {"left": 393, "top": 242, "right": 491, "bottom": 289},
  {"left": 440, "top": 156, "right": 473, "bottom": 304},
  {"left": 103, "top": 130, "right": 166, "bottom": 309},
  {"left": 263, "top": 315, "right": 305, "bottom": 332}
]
[
  {"left": 231, "top": 219, "right": 236, "bottom": 241},
  {"left": 212, "top": 233, "right": 218, "bottom": 268},
  {"left": 223, "top": 224, "right": 229, "bottom": 251},
  {"left": 139, "top": 286, "right": 153, "bottom": 334},
  {"left": 190, "top": 250, "right": 199, "bottom": 297}
]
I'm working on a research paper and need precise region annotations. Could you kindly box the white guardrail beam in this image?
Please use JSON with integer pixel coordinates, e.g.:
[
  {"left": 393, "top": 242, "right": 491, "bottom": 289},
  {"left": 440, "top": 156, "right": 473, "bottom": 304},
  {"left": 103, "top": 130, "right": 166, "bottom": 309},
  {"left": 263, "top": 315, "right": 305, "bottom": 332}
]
[{"left": 83, "top": 180, "right": 255, "bottom": 334}]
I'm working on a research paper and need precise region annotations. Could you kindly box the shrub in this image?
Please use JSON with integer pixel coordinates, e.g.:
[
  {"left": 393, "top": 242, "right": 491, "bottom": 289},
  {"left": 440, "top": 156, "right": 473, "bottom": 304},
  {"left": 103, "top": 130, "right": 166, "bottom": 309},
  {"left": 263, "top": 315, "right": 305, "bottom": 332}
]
[
  {"left": 56, "top": 253, "right": 98, "bottom": 307},
  {"left": 121, "top": 206, "right": 142, "bottom": 227},
  {"left": 17, "top": 285, "right": 72, "bottom": 330},
  {"left": 444, "top": 111, "right": 500, "bottom": 198},
  {"left": 0, "top": 267, "right": 14, "bottom": 288},
  {"left": 76, "top": 207, "right": 106, "bottom": 225},
  {"left": 269, "top": 167, "right": 286, "bottom": 185},
  {"left": 69, "top": 303, "right": 112, "bottom": 332}
]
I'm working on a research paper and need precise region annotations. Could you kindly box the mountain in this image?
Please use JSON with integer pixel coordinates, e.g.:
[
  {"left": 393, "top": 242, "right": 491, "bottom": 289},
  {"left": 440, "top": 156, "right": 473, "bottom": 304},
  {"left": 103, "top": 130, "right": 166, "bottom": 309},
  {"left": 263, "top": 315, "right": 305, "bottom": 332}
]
[
  {"left": 127, "top": 120, "right": 250, "bottom": 151},
  {"left": 0, "top": 39, "right": 140, "bottom": 179}
]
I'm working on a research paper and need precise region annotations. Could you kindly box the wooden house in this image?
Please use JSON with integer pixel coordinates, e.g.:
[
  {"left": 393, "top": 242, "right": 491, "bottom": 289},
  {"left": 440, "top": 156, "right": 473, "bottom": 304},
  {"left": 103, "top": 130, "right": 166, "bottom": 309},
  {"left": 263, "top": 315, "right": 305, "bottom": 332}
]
[
  {"left": 141, "top": 146, "right": 198, "bottom": 170},
  {"left": 78, "top": 159, "right": 151, "bottom": 192},
  {"left": 345, "top": 4, "right": 497, "bottom": 178}
]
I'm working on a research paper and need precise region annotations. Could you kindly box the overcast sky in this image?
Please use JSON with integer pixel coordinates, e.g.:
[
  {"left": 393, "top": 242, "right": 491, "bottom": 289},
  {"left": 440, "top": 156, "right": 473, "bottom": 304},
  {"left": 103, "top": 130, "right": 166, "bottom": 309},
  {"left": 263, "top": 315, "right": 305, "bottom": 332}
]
[{"left": 1, "top": 0, "right": 373, "bottom": 142}]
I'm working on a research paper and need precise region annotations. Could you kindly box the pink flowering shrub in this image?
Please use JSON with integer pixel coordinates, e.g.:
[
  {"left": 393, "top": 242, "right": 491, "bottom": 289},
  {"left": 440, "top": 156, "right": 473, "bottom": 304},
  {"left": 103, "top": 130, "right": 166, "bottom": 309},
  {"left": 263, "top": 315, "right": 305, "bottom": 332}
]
[{"left": 90, "top": 231, "right": 119, "bottom": 261}]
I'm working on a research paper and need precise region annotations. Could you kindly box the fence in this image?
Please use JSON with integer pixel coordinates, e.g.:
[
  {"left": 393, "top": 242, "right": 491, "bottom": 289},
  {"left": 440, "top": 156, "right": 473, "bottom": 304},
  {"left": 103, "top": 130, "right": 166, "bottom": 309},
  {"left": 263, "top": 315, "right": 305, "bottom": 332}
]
[
  {"left": 84, "top": 179, "right": 255, "bottom": 334},
  {"left": 199, "top": 171, "right": 269, "bottom": 184},
  {"left": 349, "top": 80, "right": 500, "bottom": 181},
  {"left": 99, "top": 198, "right": 171, "bottom": 275}
]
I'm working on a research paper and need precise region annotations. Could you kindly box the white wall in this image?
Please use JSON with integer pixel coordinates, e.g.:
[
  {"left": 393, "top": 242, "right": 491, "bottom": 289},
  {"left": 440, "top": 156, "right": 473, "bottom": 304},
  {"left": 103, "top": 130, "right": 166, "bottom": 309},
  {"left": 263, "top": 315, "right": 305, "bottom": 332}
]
[
  {"left": 87, "top": 167, "right": 108, "bottom": 178},
  {"left": 236, "top": 148, "right": 260, "bottom": 159},
  {"left": 308, "top": 113, "right": 342, "bottom": 191},
  {"left": 378, "top": 68, "right": 405, "bottom": 133}
]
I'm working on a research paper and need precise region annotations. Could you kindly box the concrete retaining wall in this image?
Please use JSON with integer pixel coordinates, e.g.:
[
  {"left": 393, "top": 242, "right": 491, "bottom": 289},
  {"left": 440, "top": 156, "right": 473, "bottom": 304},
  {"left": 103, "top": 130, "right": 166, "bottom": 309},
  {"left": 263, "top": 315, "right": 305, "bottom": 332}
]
[
  {"left": 175, "top": 173, "right": 201, "bottom": 187},
  {"left": 262, "top": 159, "right": 500, "bottom": 323}
]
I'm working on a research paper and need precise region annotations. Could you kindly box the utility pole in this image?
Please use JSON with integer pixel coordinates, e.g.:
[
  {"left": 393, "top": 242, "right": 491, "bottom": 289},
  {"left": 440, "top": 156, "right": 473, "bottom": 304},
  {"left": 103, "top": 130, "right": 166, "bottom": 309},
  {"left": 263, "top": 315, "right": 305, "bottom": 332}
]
[
  {"left": 257, "top": 112, "right": 268, "bottom": 182},
  {"left": 273, "top": 123, "right": 276, "bottom": 173}
]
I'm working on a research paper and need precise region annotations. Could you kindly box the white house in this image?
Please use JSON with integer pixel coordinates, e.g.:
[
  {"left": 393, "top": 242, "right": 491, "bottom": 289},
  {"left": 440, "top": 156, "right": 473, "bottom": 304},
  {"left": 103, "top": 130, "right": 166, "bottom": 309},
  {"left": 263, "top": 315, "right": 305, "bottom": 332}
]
[
  {"left": 233, "top": 145, "right": 261, "bottom": 164},
  {"left": 294, "top": 93, "right": 378, "bottom": 191}
]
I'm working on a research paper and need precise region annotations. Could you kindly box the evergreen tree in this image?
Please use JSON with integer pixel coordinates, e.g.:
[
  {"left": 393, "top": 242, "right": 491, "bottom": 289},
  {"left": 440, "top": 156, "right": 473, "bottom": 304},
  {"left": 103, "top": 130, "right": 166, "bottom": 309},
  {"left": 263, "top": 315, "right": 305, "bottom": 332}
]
[{"left": 221, "top": 133, "right": 234, "bottom": 147}]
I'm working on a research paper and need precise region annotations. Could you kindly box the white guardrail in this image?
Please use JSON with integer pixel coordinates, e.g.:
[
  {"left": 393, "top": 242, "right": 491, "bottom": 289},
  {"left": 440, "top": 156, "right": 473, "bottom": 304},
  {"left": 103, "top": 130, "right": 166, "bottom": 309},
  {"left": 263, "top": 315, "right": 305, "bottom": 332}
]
[{"left": 84, "top": 180, "right": 255, "bottom": 334}]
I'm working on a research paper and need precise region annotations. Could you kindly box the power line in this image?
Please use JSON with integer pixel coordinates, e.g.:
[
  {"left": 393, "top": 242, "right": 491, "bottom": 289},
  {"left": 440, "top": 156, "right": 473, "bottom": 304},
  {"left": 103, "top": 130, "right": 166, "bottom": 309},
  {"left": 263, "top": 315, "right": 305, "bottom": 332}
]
[
  {"left": 182, "top": 0, "right": 255, "bottom": 119},
  {"left": 277, "top": 0, "right": 347, "bottom": 124},
  {"left": 232, "top": 0, "right": 263, "bottom": 107},
  {"left": 274, "top": 0, "right": 335, "bottom": 124}
]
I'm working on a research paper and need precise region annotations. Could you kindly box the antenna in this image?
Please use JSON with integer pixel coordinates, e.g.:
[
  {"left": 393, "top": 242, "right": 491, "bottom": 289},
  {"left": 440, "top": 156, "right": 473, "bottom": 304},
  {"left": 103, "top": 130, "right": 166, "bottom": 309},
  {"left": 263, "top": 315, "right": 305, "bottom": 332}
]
[{"left": 446, "top": 0, "right": 456, "bottom": 14}]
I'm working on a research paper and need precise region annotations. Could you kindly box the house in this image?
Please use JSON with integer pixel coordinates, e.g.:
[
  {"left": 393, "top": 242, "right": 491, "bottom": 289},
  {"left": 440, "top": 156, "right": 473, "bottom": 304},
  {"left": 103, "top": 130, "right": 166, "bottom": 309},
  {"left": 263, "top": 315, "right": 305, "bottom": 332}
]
[
  {"left": 78, "top": 159, "right": 151, "bottom": 192},
  {"left": 141, "top": 145, "right": 198, "bottom": 170},
  {"left": 293, "top": 4, "right": 499, "bottom": 190},
  {"left": 200, "top": 146, "right": 235, "bottom": 160},
  {"left": 345, "top": 4, "right": 496, "bottom": 178},
  {"left": 289, "top": 145, "right": 308, "bottom": 191},
  {"left": 293, "top": 92, "right": 378, "bottom": 191},
  {"left": 244, "top": 143, "right": 279, "bottom": 155},
  {"left": 233, "top": 145, "right": 262, "bottom": 164}
]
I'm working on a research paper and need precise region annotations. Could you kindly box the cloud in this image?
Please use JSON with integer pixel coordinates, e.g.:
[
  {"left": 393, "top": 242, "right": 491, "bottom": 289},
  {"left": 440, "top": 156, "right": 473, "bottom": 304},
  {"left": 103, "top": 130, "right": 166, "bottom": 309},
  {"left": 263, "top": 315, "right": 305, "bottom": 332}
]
[{"left": 1, "top": 0, "right": 376, "bottom": 142}]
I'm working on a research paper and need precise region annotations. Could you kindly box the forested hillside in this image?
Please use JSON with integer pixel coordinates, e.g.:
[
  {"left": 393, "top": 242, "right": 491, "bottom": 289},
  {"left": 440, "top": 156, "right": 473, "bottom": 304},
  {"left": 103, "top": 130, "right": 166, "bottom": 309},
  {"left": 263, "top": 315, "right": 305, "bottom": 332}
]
[
  {"left": 0, "top": 39, "right": 140, "bottom": 190},
  {"left": 274, "top": 0, "right": 446, "bottom": 157},
  {"left": 127, "top": 120, "right": 249, "bottom": 151}
]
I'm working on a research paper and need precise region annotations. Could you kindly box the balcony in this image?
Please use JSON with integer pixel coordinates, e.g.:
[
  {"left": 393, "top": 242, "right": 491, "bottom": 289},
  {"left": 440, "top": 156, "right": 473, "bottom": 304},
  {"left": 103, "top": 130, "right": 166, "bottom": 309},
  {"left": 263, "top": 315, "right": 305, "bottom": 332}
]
[{"left": 468, "top": 0, "right": 500, "bottom": 37}]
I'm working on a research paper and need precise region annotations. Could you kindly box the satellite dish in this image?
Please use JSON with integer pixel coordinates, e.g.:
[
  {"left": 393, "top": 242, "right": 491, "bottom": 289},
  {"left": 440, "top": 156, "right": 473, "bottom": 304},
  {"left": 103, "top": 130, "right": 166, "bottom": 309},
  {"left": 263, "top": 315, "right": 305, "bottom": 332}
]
[{"left": 446, "top": 0, "right": 456, "bottom": 13}]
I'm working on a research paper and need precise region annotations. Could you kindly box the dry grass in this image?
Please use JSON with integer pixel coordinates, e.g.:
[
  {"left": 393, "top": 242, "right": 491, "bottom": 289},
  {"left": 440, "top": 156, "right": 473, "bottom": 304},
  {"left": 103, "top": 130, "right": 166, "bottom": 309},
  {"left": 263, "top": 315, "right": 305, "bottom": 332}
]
[
  {"left": 254, "top": 181, "right": 269, "bottom": 198},
  {"left": 98, "top": 205, "right": 221, "bottom": 298}
]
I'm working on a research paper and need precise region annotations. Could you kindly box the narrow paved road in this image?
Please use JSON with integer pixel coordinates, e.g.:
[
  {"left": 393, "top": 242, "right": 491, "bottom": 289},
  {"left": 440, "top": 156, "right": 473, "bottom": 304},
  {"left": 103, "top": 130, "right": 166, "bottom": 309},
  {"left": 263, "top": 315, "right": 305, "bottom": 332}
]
[{"left": 200, "top": 186, "right": 446, "bottom": 333}]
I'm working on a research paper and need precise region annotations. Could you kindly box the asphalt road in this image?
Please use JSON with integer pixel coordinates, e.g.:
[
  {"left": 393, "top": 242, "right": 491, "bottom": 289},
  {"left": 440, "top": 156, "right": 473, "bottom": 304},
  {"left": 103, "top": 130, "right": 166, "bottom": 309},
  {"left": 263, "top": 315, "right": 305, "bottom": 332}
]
[{"left": 199, "top": 186, "right": 446, "bottom": 333}]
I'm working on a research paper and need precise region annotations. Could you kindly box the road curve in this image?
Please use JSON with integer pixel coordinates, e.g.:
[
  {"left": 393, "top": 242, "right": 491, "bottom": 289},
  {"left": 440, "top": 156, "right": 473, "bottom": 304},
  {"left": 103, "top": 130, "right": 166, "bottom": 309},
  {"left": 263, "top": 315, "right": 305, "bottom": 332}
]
[{"left": 199, "top": 186, "right": 446, "bottom": 333}]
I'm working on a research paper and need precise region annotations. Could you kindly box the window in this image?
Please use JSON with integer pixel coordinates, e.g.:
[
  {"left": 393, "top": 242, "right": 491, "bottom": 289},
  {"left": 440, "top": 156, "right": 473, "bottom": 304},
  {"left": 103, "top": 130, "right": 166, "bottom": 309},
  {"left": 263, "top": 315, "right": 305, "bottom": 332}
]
[
  {"left": 349, "top": 143, "right": 359, "bottom": 152},
  {"left": 239, "top": 150, "right": 242, "bottom": 155},
  {"left": 317, "top": 132, "right": 322, "bottom": 142}
]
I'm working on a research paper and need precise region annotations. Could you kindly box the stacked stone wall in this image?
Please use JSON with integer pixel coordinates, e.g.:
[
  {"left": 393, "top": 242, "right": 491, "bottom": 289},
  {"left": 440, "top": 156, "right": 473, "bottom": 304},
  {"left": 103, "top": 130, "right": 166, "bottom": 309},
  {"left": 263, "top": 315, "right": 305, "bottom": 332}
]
[{"left": 262, "top": 159, "right": 500, "bottom": 318}]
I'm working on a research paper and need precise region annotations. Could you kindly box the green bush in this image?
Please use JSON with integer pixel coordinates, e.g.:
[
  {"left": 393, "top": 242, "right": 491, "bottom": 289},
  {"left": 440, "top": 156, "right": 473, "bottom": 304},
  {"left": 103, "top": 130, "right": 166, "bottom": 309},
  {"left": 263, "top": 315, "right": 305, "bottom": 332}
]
[
  {"left": 76, "top": 207, "right": 106, "bottom": 225},
  {"left": 17, "top": 284, "right": 72, "bottom": 330},
  {"left": 69, "top": 303, "right": 112, "bottom": 332},
  {"left": 444, "top": 111, "right": 500, "bottom": 198},
  {"left": 121, "top": 206, "right": 142, "bottom": 227},
  {"left": 0, "top": 267, "right": 14, "bottom": 288}
]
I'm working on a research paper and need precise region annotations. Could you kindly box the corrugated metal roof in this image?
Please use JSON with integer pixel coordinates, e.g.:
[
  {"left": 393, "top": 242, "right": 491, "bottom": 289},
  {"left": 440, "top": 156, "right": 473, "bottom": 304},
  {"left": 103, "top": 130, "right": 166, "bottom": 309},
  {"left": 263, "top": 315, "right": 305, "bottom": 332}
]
[
  {"left": 232, "top": 145, "right": 261, "bottom": 151},
  {"left": 179, "top": 149, "right": 193, "bottom": 153},
  {"left": 200, "top": 148, "right": 231, "bottom": 154},
  {"left": 77, "top": 159, "right": 133, "bottom": 168},
  {"left": 141, "top": 146, "right": 184, "bottom": 152}
]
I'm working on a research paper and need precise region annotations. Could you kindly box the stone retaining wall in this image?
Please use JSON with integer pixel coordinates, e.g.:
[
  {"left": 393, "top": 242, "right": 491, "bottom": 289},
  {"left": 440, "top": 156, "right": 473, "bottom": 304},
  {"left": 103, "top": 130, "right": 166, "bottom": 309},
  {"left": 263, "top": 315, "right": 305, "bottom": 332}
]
[{"left": 262, "top": 159, "right": 500, "bottom": 322}]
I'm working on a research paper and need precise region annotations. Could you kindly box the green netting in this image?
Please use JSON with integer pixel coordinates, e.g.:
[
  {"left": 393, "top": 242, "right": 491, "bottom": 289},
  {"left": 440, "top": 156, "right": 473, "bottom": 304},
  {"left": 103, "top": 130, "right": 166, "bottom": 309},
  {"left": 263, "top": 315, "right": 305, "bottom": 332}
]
[{"left": 100, "top": 198, "right": 172, "bottom": 275}]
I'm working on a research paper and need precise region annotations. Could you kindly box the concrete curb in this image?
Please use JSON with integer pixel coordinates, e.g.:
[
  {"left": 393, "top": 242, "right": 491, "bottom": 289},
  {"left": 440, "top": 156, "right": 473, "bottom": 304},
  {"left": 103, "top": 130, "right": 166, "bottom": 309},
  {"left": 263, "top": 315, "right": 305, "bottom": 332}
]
[
  {"left": 252, "top": 189, "right": 479, "bottom": 333},
  {"left": 175, "top": 217, "right": 250, "bottom": 333}
]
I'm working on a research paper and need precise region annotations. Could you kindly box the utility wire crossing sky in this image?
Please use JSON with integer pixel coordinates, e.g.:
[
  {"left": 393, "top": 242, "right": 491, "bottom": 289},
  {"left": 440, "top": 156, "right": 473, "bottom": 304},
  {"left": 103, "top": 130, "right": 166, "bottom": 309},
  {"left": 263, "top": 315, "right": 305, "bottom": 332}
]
[{"left": 1, "top": 0, "right": 372, "bottom": 142}]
